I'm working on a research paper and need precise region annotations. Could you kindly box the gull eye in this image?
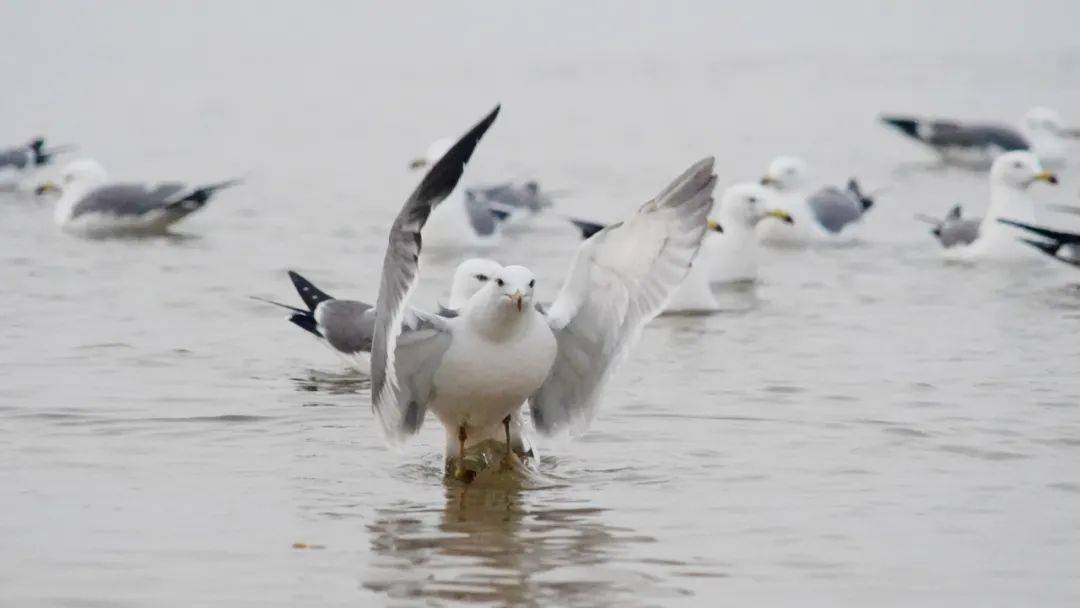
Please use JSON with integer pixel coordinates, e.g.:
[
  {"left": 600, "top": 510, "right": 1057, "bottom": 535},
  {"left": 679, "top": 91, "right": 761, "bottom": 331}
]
[
  {"left": 474, "top": 274, "right": 488, "bottom": 282},
  {"left": 1013, "top": 161, "right": 1023, "bottom": 169},
  {"left": 749, "top": 196, "right": 758, "bottom": 204},
  {"left": 495, "top": 278, "right": 504, "bottom": 287},
  {"left": 528, "top": 279, "right": 535, "bottom": 288}
]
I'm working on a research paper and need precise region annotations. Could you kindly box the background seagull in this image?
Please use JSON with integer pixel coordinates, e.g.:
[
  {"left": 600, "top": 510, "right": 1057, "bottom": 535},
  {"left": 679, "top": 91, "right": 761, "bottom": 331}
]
[
  {"left": 466, "top": 180, "right": 554, "bottom": 227},
  {"left": 757, "top": 156, "right": 875, "bottom": 244},
  {"left": 0, "top": 137, "right": 74, "bottom": 191},
  {"left": 880, "top": 107, "right": 1078, "bottom": 168},
  {"left": 664, "top": 183, "right": 792, "bottom": 312},
  {"left": 948, "top": 151, "right": 1058, "bottom": 260},
  {"left": 368, "top": 106, "right": 716, "bottom": 481},
  {"left": 915, "top": 204, "right": 982, "bottom": 249},
  {"left": 38, "top": 159, "right": 240, "bottom": 237}
]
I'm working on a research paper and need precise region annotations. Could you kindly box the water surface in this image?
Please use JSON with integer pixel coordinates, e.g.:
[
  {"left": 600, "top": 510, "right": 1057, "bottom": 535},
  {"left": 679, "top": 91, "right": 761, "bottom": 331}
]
[{"left": 3, "top": 2, "right": 1080, "bottom": 605}]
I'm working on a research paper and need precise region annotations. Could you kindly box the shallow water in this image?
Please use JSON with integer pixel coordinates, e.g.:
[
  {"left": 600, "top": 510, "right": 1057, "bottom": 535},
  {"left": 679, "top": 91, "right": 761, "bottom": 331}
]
[{"left": 4, "top": 2, "right": 1080, "bottom": 606}]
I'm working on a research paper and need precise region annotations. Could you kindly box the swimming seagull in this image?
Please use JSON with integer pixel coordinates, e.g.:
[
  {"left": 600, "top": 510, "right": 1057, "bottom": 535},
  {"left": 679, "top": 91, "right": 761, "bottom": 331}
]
[
  {"left": 0, "top": 137, "right": 74, "bottom": 190},
  {"left": 369, "top": 107, "right": 716, "bottom": 480},
  {"left": 995, "top": 219, "right": 1080, "bottom": 268},
  {"left": 571, "top": 184, "right": 791, "bottom": 313},
  {"left": 466, "top": 181, "right": 554, "bottom": 226},
  {"left": 408, "top": 138, "right": 502, "bottom": 248},
  {"left": 946, "top": 151, "right": 1058, "bottom": 260},
  {"left": 254, "top": 258, "right": 504, "bottom": 372},
  {"left": 36, "top": 159, "right": 240, "bottom": 237},
  {"left": 914, "top": 205, "right": 981, "bottom": 249},
  {"left": 880, "top": 107, "right": 1078, "bottom": 169},
  {"left": 757, "top": 156, "right": 875, "bottom": 245}
]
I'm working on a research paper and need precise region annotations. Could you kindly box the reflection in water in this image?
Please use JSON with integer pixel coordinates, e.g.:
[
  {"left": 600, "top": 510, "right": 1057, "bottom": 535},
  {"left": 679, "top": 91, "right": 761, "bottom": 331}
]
[
  {"left": 292, "top": 369, "right": 369, "bottom": 396},
  {"left": 364, "top": 479, "right": 690, "bottom": 606}
]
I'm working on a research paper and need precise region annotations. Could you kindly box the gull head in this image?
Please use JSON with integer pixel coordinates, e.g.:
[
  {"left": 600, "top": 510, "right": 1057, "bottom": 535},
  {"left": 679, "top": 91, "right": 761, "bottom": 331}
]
[
  {"left": 490, "top": 265, "right": 536, "bottom": 313},
  {"left": 448, "top": 258, "right": 503, "bottom": 309},
  {"left": 35, "top": 158, "right": 108, "bottom": 196},
  {"left": 760, "top": 156, "right": 807, "bottom": 191},
  {"left": 719, "top": 182, "right": 793, "bottom": 229},
  {"left": 409, "top": 138, "right": 455, "bottom": 171},
  {"left": 991, "top": 151, "right": 1057, "bottom": 190}
]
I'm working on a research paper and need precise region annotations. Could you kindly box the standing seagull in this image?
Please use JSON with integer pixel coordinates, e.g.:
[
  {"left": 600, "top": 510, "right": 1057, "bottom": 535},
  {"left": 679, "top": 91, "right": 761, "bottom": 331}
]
[
  {"left": 369, "top": 106, "right": 716, "bottom": 480},
  {"left": 254, "top": 257, "right": 538, "bottom": 459},
  {"left": 0, "top": 137, "right": 71, "bottom": 190},
  {"left": 880, "top": 107, "right": 1078, "bottom": 168},
  {"left": 37, "top": 159, "right": 240, "bottom": 237}
]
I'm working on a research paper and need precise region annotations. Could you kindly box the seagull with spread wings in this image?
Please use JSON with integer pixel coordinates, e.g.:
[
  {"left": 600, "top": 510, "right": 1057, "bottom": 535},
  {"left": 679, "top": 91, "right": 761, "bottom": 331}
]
[{"left": 368, "top": 105, "right": 717, "bottom": 481}]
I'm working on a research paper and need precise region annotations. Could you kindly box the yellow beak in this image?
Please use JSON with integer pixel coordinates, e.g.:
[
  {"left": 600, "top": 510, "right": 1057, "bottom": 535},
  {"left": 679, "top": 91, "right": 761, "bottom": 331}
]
[
  {"left": 766, "top": 209, "right": 794, "bottom": 224},
  {"left": 1035, "top": 170, "right": 1059, "bottom": 185},
  {"left": 760, "top": 175, "right": 778, "bottom": 186},
  {"left": 34, "top": 181, "right": 62, "bottom": 195},
  {"left": 707, "top": 219, "right": 724, "bottom": 233},
  {"left": 409, "top": 158, "right": 428, "bottom": 170}
]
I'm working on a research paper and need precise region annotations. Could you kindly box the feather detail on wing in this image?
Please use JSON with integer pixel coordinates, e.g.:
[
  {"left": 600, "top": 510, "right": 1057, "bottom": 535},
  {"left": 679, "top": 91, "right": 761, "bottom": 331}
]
[
  {"left": 370, "top": 105, "right": 500, "bottom": 440},
  {"left": 529, "top": 157, "right": 717, "bottom": 435}
]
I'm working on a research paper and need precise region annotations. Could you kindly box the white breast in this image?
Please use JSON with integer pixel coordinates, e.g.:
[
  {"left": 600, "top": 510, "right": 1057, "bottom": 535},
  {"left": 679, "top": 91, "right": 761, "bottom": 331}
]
[{"left": 430, "top": 313, "right": 556, "bottom": 431}]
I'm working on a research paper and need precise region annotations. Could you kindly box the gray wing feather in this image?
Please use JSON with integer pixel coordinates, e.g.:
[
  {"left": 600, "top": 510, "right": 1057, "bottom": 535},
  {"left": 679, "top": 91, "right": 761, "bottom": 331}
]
[
  {"left": 387, "top": 322, "right": 453, "bottom": 435},
  {"left": 316, "top": 300, "right": 375, "bottom": 353},
  {"left": 370, "top": 105, "right": 500, "bottom": 440},
  {"left": 806, "top": 186, "right": 863, "bottom": 234},
  {"left": 529, "top": 157, "right": 717, "bottom": 435},
  {"left": 938, "top": 219, "right": 980, "bottom": 247},
  {"left": 71, "top": 183, "right": 187, "bottom": 218},
  {"left": 928, "top": 123, "right": 1028, "bottom": 151}
]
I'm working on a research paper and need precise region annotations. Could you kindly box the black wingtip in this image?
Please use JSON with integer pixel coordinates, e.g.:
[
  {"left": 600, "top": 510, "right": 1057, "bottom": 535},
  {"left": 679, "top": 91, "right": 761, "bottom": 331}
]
[
  {"left": 1017, "top": 237, "right": 1060, "bottom": 256},
  {"left": 881, "top": 115, "right": 920, "bottom": 139},
  {"left": 165, "top": 178, "right": 242, "bottom": 211},
  {"left": 569, "top": 218, "right": 607, "bottom": 240},
  {"left": 287, "top": 271, "right": 335, "bottom": 312},
  {"left": 190, "top": 178, "right": 243, "bottom": 203},
  {"left": 288, "top": 312, "right": 323, "bottom": 338},
  {"left": 998, "top": 218, "right": 1080, "bottom": 245},
  {"left": 410, "top": 105, "right": 501, "bottom": 215}
]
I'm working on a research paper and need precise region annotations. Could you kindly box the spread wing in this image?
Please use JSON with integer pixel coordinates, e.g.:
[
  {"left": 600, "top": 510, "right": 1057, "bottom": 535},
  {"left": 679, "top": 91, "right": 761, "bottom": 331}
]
[
  {"left": 528, "top": 157, "right": 716, "bottom": 435},
  {"left": 370, "top": 105, "right": 500, "bottom": 440}
]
